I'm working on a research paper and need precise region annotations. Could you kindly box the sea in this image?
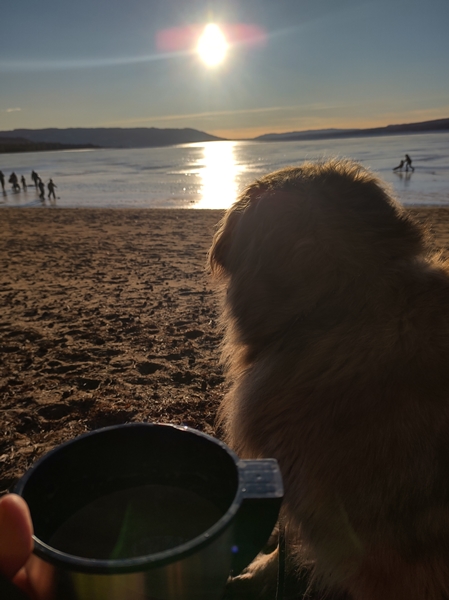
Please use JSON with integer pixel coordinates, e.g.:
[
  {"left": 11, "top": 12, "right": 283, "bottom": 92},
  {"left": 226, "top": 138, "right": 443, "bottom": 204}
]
[{"left": 1, "top": 132, "right": 448, "bottom": 210}]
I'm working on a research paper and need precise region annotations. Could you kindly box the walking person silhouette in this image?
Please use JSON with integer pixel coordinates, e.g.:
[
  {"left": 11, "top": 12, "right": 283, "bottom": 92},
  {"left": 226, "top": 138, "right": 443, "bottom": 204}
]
[
  {"left": 405, "top": 154, "right": 415, "bottom": 172},
  {"left": 47, "top": 178, "right": 57, "bottom": 200},
  {"left": 9, "top": 172, "right": 20, "bottom": 192},
  {"left": 31, "top": 170, "right": 39, "bottom": 188},
  {"left": 38, "top": 178, "right": 45, "bottom": 200}
]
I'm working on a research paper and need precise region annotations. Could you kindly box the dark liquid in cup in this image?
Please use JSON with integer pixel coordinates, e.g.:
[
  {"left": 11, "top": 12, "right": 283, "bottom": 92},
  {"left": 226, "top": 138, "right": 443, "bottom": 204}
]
[{"left": 49, "top": 484, "right": 223, "bottom": 560}]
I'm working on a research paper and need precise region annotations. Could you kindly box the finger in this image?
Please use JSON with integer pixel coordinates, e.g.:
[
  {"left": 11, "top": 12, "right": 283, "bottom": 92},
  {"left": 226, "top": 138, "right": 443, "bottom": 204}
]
[{"left": 0, "top": 494, "right": 34, "bottom": 580}]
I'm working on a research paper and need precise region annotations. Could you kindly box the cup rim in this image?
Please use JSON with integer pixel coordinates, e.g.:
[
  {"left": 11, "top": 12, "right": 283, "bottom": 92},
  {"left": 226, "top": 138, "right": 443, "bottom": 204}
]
[{"left": 14, "top": 422, "right": 244, "bottom": 574}]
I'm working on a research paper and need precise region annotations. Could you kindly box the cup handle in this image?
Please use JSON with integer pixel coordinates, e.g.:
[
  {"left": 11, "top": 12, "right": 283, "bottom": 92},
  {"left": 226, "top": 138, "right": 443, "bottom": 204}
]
[{"left": 231, "top": 459, "right": 283, "bottom": 575}]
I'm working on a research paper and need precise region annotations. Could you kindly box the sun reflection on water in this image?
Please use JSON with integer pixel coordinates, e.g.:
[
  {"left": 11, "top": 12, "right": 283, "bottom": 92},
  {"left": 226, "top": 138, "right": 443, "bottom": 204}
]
[{"left": 193, "top": 141, "right": 243, "bottom": 209}]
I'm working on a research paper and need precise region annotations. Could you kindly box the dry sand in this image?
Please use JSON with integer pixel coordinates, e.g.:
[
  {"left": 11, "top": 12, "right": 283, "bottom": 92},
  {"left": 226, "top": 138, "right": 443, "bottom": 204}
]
[{"left": 1, "top": 206, "right": 449, "bottom": 494}]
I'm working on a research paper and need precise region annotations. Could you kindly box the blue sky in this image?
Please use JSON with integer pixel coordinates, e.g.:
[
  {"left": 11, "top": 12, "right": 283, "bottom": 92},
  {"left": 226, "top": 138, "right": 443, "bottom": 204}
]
[{"left": 1, "top": 0, "right": 448, "bottom": 138}]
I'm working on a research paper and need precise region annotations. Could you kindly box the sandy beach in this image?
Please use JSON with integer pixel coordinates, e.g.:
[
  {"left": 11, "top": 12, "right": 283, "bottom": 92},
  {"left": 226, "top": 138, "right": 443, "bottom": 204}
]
[{"left": 2, "top": 206, "right": 449, "bottom": 494}]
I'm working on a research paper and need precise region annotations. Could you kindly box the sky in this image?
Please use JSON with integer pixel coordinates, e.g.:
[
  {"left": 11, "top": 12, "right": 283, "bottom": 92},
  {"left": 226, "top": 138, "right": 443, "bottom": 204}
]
[{"left": 0, "top": 0, "right": 448, "bottom": 139}]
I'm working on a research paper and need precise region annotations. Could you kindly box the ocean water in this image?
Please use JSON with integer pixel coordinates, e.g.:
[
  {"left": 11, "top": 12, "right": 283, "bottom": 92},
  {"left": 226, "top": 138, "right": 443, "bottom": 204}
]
[{"left": 1, "top": 132, "right": 448, "bottom": 209}]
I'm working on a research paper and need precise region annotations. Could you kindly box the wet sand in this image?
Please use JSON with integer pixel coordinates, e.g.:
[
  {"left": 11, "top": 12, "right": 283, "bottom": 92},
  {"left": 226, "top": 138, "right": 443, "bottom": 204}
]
[{"left": 1, "top": 206, "right": 449, "bottom": 493}]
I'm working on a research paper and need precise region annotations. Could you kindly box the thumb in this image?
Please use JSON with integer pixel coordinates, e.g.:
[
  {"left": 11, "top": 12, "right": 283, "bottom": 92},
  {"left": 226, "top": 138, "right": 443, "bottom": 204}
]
[{"left": 0, "top": 494, "right": 34, "bottom": 580}]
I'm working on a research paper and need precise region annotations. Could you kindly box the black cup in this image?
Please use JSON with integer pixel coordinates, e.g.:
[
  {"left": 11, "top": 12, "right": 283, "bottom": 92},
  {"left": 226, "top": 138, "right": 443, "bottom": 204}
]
[{"left": 14, "top": 423, "right": 283, "bottom": 600}]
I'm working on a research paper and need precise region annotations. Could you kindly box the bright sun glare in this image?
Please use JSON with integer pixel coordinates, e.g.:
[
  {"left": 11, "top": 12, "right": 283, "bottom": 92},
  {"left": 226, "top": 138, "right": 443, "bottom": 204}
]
[{"left": 197, "top": 24, "right": 228, "bottom": 66}]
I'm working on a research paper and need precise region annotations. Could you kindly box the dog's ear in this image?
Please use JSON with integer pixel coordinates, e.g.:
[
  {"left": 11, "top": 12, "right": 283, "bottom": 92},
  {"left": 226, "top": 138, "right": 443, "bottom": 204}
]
[
  {"left": 208, "top": 208, "right": 242, "bottom": 277},
  {"left": 208, "top": 185, "right": 266, "bottom": 277},
  {"left": 213, "top": 190, "right": 328, "bottom": 341}
]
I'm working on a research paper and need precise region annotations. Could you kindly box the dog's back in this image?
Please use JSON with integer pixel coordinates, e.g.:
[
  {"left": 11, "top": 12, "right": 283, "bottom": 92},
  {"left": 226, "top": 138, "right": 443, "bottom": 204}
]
[{"left": 209, "top": 159, "right": 449, "bottom": 599}]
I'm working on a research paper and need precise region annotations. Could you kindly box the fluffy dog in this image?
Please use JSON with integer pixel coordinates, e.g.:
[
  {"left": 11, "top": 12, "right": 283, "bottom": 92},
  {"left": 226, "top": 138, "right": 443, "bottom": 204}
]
[{"left": 208, "top": 159, "right": 449, "bottom": 600}]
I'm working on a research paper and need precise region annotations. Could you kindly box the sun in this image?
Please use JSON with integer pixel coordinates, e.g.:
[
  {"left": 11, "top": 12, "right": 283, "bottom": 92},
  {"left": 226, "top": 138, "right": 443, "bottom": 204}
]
[{"left": 197, "top": 24, "right": 228, "bottom": 66}]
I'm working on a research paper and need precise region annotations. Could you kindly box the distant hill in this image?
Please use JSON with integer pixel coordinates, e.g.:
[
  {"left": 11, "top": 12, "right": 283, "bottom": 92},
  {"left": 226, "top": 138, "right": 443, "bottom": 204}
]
[
  {"left": 0, "top": 127, "right": 225, "bottom": 151},
  {"left": 0, "top": 136, "right": 98, "bottom": 154},
  {"left": 254, "top": 118, "right": 449, "bottom": 142},
  {"left": 1, "top": 119, "right": 447, "bottom": 153},
  {"left": 255, "top": 128, "right": 357, "bottom": 141}
]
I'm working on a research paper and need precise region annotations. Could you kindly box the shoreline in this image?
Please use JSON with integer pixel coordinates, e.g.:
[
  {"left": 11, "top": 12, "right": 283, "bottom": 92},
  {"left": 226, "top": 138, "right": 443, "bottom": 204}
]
[
  {"left": 1, "top": 206, "right": 449, "bottom": 493},
  {"left": 2, "top": 198, "right": 449, "bottom": 210}
]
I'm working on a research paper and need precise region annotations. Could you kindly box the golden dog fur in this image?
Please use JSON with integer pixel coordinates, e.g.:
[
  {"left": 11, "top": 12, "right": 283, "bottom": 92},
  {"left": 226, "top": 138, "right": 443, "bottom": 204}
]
[{"left": 208, "top": 159, "right": 449, "bottom": 599}]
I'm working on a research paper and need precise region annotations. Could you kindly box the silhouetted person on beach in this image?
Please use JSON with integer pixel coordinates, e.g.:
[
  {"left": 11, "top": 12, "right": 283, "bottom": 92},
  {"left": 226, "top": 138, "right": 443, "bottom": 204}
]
[
  {"left": 393, "top": 159, "right": 405, "bottom": 171},
  {"left": 47, "top": 178, "right": 57, "bottom": 199},
  {"left": 38, "top": 178, "right": 45, "bottom": 200},
  {"left": 9, "top": 172, "right": 20, "bottom": 192},
  {"left": 21, "top": 175, "right": 27, "bottom": 190},
  {"left": 31, "top": 170, "right": 39, "bottom": 188},
  {"left": 0, "top": 170, "right": 5, "bottom": 192},
  {"left": 405, "top": 154, "right": 414, "bottom": 172}
]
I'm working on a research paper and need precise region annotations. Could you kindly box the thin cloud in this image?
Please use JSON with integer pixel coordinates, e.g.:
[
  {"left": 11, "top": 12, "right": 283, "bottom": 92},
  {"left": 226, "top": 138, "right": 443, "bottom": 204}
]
[
  {"left": 4, "top": 107, "right": 21, "bottom": 113},
  {"left": 103, "top": 103, "right": 343, "bottom": 127},
  {"left": 0, "top": 52, "right": 187, "bottom": 73}
]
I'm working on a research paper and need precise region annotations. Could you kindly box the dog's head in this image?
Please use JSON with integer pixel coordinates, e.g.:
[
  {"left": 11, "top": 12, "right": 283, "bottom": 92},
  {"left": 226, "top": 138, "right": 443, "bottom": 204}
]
[{"left": 208, "top": 159, "right": 425, "bottom": 347}]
